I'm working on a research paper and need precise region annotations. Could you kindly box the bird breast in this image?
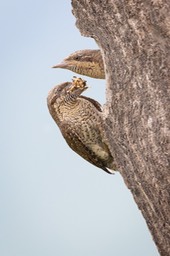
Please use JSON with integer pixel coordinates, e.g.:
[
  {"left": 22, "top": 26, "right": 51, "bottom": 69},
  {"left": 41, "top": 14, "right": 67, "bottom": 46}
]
[
  {"left": 54, "top": 98, "right": 99, "bottom": 122},
  {"left": 54, "top": 97, "right": 103, "bottom": 142}
]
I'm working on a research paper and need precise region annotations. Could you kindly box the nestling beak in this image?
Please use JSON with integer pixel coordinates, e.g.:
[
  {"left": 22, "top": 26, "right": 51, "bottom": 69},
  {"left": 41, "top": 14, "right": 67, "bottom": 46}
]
[{"left": 52, "top": 61, "right": 68, "bottom": 69}]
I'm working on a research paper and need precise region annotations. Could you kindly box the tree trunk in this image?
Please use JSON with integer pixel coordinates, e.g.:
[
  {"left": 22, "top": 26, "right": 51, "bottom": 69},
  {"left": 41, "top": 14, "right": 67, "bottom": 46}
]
[{"left": 71, "top": 1, "right": 170, "bottom": 255}]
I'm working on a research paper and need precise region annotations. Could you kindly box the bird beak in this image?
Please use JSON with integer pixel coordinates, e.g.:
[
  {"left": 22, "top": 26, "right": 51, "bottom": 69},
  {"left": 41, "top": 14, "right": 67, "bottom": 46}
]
[
  {"left": 67, "top": 77, "right": 88, "bottom": 96},
  {"left": 52, "top": 61, "right": 67, "bottom": 69},
  {"left": 68, "top": 85, "right": 88, "bottom": 97}
]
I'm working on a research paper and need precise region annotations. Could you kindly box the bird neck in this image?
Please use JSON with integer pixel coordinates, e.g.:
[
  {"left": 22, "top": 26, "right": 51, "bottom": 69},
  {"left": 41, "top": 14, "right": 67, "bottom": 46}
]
[{"left": 62, "top": 93, "right": 78, "bottom": 109}]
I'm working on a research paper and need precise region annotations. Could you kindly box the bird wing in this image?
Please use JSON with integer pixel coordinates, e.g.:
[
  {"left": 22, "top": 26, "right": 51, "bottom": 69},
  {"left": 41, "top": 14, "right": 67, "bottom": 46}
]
[
  {"left": 60, "top": 123, "right": 111, "bottom": 174},
  {"left": 79, "top": 95, "right": 102, "bottom": 112}
]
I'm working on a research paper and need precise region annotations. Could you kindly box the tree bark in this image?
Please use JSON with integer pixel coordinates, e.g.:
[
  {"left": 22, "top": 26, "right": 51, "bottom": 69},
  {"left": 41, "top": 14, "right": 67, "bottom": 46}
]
[{"left": 71, "top": 0, "right": 170, "bottom": 255}]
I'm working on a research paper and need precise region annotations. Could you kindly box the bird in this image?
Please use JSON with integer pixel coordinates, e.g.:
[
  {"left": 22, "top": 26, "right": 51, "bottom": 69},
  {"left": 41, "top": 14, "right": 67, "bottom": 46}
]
[
  {"left": 52, "top": 49, "right": 105, "bottom": 79},
  {"left": 47, "top": 77, "right": 115, "bottom": 174}
]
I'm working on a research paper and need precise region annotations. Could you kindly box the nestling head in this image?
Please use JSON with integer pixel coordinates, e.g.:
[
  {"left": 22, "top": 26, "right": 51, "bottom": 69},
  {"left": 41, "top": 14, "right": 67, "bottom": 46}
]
[
  {"left": 52, "top": 49, "right": 105, "bottom": 79},
  {"left": 53, "top": 49, "right": 97, "bottom": 67}
]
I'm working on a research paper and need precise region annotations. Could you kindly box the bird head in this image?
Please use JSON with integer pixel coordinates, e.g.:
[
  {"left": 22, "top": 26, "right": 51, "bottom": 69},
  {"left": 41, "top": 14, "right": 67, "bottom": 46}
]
[
  {"left": 52, "top": 49, "right": 105, "bottom": 79},
  {"left": 47, "top": 77, "right": 88, "bottom": 107}
]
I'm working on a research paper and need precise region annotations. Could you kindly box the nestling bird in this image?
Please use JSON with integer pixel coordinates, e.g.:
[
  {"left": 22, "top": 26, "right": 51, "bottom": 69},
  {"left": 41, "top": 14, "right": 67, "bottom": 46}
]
[
  {"left": 52, "top": 49, "right": 105, "bottom": 79},
  {"left": 47, "top": 77, "right": 115, "bottom": 174}
]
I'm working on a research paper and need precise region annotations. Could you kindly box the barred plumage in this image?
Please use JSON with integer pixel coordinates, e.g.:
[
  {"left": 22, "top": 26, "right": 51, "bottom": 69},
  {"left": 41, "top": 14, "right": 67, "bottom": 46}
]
[{"left": 47, "top": 77, "right": 115, "bottom": 174}]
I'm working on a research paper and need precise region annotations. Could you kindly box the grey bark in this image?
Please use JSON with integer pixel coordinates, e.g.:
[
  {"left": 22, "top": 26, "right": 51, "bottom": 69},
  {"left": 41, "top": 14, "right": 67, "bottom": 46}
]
[{"left": 71, "top": 1, "right": 170, "bottom": 255}]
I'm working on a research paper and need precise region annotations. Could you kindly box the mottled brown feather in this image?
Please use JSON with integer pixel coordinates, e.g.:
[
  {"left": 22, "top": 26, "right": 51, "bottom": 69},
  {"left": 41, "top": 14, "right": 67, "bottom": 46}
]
[
  {"left": 47, "top": 79, "right": 116, "bottom": 174},
  {"left": 60, "top": 122, "right": 112, "bottom": 174},
  {"left": 79, "top": 95, "right": 102, "bottom": 112}
]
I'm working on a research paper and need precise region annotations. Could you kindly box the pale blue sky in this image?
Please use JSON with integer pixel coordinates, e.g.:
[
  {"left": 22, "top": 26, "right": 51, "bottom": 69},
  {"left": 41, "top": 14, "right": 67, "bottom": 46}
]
[{"left": 0, "top": 1, "right": 159, "bottom": 255}]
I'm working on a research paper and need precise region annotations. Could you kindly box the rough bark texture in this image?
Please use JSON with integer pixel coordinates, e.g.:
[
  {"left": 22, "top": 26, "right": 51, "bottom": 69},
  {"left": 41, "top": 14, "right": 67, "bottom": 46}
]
[{"left": 72, "top": 1, "right": 170, "bottom": 255}]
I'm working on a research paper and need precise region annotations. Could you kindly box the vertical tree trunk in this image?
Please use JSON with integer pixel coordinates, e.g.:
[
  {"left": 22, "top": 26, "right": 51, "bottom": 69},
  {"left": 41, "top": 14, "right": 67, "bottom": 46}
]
[{"left": 72, "top": 1, "right": 170, "bottom": 255}]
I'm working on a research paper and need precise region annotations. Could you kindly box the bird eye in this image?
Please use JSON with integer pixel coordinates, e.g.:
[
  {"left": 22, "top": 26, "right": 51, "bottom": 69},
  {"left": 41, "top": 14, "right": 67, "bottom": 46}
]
[
  {"left": 74, "top": 55, "right": 80, "bottom": 60},
  {"left": 55, "top": 87, "right": 62, "bottom": 95}
]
